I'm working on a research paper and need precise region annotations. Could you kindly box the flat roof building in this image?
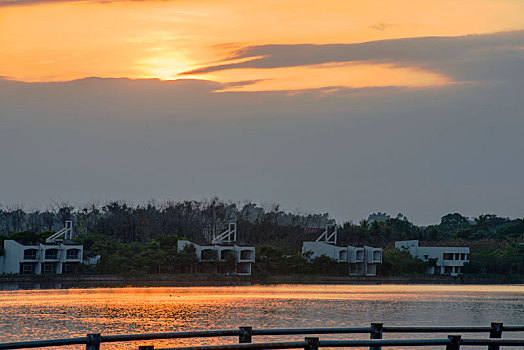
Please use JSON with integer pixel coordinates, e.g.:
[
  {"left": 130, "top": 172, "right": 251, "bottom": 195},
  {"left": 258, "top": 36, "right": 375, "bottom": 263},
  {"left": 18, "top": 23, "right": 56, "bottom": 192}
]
[
  {"left": 0, "top": 222, "right": 83, "bottom": 275},
  {"left": 177, "top": 240, "right": 255, "bottom": 275},
  {"left": 301, "top": 225, "right": 382, "bottom": 276},
  {"left": 177, "top": 223, "right": 255, "bottom": 276},
  {"left": 395, "top": 240, "right": 469, "bottom": 276}
]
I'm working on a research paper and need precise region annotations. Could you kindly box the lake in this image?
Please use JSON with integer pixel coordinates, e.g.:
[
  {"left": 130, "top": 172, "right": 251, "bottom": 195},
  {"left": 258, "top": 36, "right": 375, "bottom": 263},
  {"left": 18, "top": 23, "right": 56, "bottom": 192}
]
[{"left": 0, "top": 285, "right": 522, "bottom": 349}]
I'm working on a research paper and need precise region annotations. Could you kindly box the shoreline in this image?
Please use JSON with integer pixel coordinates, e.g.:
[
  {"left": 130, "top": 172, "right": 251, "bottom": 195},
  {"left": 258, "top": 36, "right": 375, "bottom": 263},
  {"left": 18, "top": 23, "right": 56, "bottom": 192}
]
[{"left": 1, "top": 273, "right": 522, "bottom": 290}]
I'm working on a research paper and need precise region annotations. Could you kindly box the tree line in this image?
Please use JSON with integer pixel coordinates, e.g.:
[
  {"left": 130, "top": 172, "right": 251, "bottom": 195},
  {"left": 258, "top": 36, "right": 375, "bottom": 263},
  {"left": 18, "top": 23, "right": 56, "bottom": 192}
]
[{"left": 0, "top": 201, "right": 523, "bottom": 277}]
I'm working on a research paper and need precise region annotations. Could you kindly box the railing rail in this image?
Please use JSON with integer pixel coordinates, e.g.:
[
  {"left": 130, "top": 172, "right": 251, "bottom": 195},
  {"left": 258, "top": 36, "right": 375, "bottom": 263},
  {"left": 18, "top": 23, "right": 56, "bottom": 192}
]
[
  {"left": 0, "top": 323, "right": 523, "bottom": 350},
  {"left": 251, "top": 327, "right": 371, "bottom": 336},
  {"left": 102, "top": 330, "right": 241, "bottom": 343}
]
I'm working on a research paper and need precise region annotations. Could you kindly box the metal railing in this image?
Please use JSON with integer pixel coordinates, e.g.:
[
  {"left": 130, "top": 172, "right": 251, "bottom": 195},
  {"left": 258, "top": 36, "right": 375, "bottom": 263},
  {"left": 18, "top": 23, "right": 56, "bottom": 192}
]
[{"left": 0, "top": 323, "right": 523, "bottom": 350}]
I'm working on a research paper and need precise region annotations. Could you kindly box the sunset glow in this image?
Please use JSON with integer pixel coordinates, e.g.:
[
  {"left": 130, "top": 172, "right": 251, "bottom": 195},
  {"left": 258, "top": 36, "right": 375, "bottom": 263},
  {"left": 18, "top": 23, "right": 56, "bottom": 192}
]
[
  {"left": 1, "top": 0, "right": 524, "bottom": 328},
  {"left": 1, "top": 0, "right": 523, "bottom": 90},
  {"left": 207, "top": 63, "right": 450, "bottom": 92},
  {"left": 1, "top": 285, "right": 522, "bottom": 349}
]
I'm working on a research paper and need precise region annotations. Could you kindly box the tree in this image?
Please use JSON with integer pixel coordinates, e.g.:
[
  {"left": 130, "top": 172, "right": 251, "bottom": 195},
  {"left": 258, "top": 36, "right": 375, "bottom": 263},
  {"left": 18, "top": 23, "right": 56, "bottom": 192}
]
[
  {"left": 379, "top": 248, "right": 427, "bottom": 275},
  {"left": 368, "top": 212, "right": 390, "bottom": 223},
  {"left": 173, "top": 243, "right": 198, "bottom": 273},
  {"left": 439, "top": 213, "right": 470, "bottom": 233}
]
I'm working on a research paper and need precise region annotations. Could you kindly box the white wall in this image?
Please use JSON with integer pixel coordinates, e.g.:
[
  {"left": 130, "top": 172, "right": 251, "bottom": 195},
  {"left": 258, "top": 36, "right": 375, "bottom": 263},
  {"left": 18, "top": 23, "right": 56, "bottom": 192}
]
[
  {"left": 177, "top": 240, "right": 255, "bottom": 275},
  {"left": 364, "top": 246, "right": 382, "bottom": 263},
  {"left": 1, "top": 240, "right": 84, "bottom": 275},
  {"left": 236, "top": 247, "right": 255, "bottom": 262},
  {"left": 348, "top": 246, "right": 364, "bottom": 263},
  {"left": 302, "top": 241, "right": 346, "bottom": 261},
  {"left": 395, "top": 240, "right": 469, "bottom": 276},
  {"left": 3, "top": 240, "right": 28, "bottom": 274},
  {"left": 303, "top": 241, "right": 382, "bottom": 276}
]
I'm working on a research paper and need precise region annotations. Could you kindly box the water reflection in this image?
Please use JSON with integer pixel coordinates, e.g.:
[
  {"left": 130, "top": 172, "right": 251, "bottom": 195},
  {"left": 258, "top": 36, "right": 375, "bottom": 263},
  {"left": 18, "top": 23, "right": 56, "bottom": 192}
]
[{"left": 0, "top": 285, "right": 522, "bottom": 350}]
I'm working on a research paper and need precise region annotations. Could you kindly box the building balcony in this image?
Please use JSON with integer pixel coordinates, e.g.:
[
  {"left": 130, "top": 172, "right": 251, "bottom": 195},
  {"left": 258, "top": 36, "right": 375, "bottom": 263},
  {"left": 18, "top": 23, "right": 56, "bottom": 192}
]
[
  {"left": 348, "top": 248, "right": 365, "bottom": 263},
  {"left": 337, "top": 249, "right": 348, "bottom": 262},
  {"left": 364, "top": 246, "right": 383, "bottom": 263},
  {"left": 370, "top": 251, "right": 382, "bottom": 263},
  {"left": 200, "top": 248, "right": 218, "bottom": 262},
  {"left": 218, "top": 248, "right": 236, "bottom": 262},
  {"left": 440, "top": 260, "right": 469, "bottom": 267},
  {"left": 23, "top": 249, "right": 39, "bottom": 261},
  {"left": 64, "top": 257, "right": 82, "bottom": 262},
  {"left": 349, "top": 263, "right": 365, "bottom": 276},
  {"left": 64, "top": 248, "right": 82, "bottom": 261},
  {"left": 43, "top": 248, "right": 61, "bottom": 261},
  {"left": 237, "top": 248, "right": 255, "bottom": 262}
]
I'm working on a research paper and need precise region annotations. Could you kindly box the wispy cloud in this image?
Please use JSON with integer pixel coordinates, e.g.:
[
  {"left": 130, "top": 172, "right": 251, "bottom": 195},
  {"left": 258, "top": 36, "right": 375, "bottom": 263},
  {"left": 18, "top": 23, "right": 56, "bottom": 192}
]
[
  {"left": 181, "top": 30, "right": 524, "bottom": 83},
  {"left": 0, "top": 0, "right": 161, "bottom": 7},
  {"left": 370, "top": 22, "right": 395, "bottom": 31},
  {"left": 0, "top": 0, "right": 73, "bottom": 7}
]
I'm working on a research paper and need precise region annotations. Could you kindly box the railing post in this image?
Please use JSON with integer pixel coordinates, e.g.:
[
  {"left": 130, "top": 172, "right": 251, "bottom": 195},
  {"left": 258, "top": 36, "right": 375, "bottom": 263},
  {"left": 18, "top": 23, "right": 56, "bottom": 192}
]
[
  {"left": 370, "top": 323, "right": 383, "bottom": 350},
  {"left": 488, "top": 322, "right": 503, "bottom": 350},
  {"left": 86, "top": 334, "right": 101, "bottom": 350},
  {"left": 239, "top": 327, "right": 252, "bottom": 343},
  {"left": 138, "top": 346, "right": 154, "bottom": 350},
  {"left": 305, "top": 337, "right": 319, "bottom": 350},
  {"left": 446, "top": 335, "right": 461, "bottom": 350}
]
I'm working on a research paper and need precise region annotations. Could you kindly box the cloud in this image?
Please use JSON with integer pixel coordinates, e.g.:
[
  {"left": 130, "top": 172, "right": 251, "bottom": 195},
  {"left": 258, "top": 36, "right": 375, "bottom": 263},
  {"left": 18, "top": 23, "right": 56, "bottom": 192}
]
[
  {"left": 370, "top": 22, "right": 394, "bottom": 31},
  {"left": 0, "top": 0, "right": 73, "bottom": 6},
  {"left": 1, "top": 76, "right": 523, "bottom": 224},
  {"left": 181, "top": 30, "right": 524, "bottom": 83},
  {"left": 0, "top": 0, "right": 152, "bottom": 7},
  {"left": 222, "top": 79, "right": 265, "bottom": 88}
]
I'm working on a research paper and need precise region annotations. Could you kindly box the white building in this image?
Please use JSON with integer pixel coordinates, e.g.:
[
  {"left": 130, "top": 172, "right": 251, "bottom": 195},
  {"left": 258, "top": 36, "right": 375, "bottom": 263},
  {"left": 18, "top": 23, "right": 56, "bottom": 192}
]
[
  {"left": 0, "top": 221, "right": 83, "bottom": 275},
  {"left": 302, "top": 225, "right": 382, "bottom": 276},
  {"left": 395, "top": 240, "right": 469, "bottom": 276},
  {"left": 177, "top": 223, "right": 255, "bottom": 275}
]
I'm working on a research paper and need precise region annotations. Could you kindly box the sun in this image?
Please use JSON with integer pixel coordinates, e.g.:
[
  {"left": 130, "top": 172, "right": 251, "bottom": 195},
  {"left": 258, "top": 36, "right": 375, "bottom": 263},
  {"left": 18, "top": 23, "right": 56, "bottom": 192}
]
[{"left": 138, "top": 54, "right": 195, "bottom": 81}]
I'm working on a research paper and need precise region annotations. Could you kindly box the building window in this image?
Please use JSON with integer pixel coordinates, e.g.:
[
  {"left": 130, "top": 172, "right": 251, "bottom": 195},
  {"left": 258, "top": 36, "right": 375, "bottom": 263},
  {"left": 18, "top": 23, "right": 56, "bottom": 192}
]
[
  {"left": 42, "top": 263, "right": 55, "bottom": 274},
  {"left": 356, "top": 251, "right": 364, "bottom": 261},
  {"left": 201, "top": 249, "right": 216, "bottom": 261},
  {"left": 460, "top": 253, "right": 465, "bottom": 260},
  {"left": 241, "top": 250, "right": 254, "bottom": 261},
  {"left": 66, "top": 249, "right": 79, "bottom": 259},
  {"left": 20, "top": 263, "right": 36, "bottom": 274},
  {"left": 373, "top": 251, "right": 381, "bottom": 261},
  {"left": 45, "top": 249, "right": 59, "bottom": 259},
  {"left": 444, "top": 266, "right": 453, "bottom": 274},
  {"left": 63, "top": 263, "right": 77, "bottom": 274},
  {"left": 443, "top": 253, "right": 452, "bottom": 260},
  {"left": 23, "top": 249, "right": 37, "bottom": 260},
  {"left": 220, "top": 250, "right": 235, "bottom": 261}
]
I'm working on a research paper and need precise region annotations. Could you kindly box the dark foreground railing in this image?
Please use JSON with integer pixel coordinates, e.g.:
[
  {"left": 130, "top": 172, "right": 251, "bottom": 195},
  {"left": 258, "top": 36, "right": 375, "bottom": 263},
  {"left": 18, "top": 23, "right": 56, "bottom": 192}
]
[{"left": 1, "top": 323, "right": 523, "bottom": 350}]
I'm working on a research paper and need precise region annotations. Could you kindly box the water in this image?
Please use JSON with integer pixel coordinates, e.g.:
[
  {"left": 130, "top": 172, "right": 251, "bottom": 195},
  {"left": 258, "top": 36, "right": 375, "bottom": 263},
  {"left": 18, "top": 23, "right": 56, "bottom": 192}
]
[{"left": 0, "top": 285, "right": 522, "bottom": 349}]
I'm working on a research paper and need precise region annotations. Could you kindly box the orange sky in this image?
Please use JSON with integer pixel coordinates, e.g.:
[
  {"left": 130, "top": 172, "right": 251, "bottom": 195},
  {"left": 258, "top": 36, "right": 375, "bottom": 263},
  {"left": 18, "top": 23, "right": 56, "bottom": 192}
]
[{"left": 1, "top": 0, "right": 523, "bottom": 91}]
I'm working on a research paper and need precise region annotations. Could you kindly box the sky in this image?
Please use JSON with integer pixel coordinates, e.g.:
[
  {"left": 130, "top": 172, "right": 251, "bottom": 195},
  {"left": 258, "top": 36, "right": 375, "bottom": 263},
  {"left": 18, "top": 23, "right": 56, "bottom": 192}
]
[{"left": 1, "top": 0, "right": 523, "bottom": 224}]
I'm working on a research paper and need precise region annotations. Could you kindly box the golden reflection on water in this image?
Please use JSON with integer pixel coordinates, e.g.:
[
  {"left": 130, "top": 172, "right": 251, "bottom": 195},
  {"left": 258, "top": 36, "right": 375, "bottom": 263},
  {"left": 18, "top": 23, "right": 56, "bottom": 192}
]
[{"left": 0, "top": 285, "right": 522, "bottom": 350}]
